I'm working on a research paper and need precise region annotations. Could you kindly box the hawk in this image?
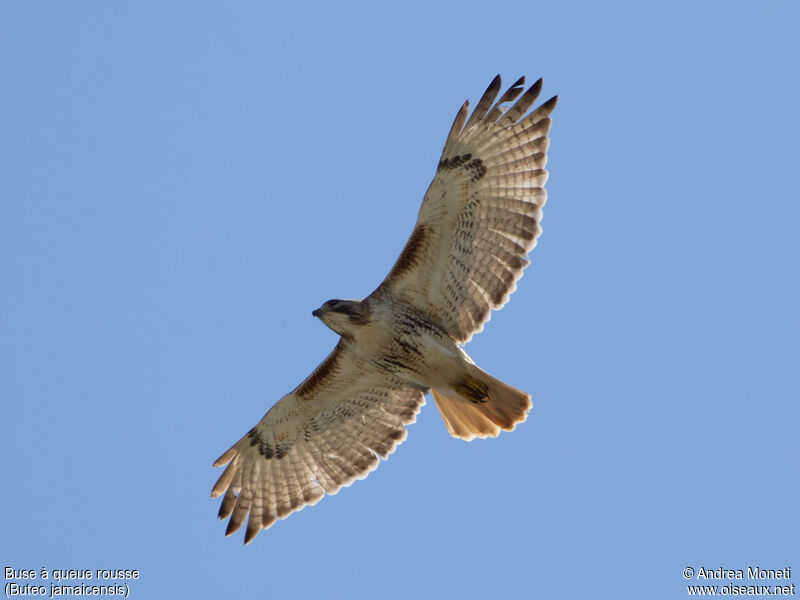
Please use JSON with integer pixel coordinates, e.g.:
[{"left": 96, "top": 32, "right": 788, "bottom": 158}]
[{"left": 212, "top": 75, "right": 557, "bottom": 544}]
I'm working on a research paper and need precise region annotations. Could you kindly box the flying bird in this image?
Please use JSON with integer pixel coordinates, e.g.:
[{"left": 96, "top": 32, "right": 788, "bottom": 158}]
[{"left": 212, "top": 75, "right": 557, "bottom": 544}]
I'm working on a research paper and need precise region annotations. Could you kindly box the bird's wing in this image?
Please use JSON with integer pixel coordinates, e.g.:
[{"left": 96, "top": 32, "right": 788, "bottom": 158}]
[
  {"left": 211, "top": 341, "right": 426, "bottom": 544},
  {"left": 371, "top": 75, "right": 557, "bottom": 343}
]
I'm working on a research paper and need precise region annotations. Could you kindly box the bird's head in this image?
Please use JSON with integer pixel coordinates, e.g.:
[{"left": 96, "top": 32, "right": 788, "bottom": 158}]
[{"left": 312, "top": 299, "right": 370, "bottom": 337}]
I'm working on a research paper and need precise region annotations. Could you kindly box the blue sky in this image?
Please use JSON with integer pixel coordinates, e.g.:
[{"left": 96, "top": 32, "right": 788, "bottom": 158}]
[{"left": 2, "top": 2, "right": 798, "bottom": 598}]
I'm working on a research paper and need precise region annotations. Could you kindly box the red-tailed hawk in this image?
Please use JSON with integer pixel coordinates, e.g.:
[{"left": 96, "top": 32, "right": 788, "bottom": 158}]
[{"left": 212, "top": 75, "right": 557, "bottom": 544}]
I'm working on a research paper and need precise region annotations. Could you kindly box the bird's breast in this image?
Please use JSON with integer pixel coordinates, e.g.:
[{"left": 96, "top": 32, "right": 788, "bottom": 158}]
[{"left": 348, "top": 302, "right": 458, "bottom": 385}]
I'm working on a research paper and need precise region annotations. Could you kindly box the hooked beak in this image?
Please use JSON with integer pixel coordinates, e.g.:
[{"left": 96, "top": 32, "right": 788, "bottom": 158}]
[{"left": 312, "top": 309, "right": 320, "bottom": 318}]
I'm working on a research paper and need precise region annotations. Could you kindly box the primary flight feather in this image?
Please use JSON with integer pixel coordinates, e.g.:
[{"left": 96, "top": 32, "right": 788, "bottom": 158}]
[{"left": 211, "top": 75, "right": 557, "bottom": 544}]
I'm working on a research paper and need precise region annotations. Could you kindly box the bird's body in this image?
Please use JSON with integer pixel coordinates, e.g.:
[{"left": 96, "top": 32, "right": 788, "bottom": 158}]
[
  {"left": 212, "top": 75, "right": 557, "bottom": 543},
  {"left": 318, "top": 295, "right": 458, "bottom": 386}
]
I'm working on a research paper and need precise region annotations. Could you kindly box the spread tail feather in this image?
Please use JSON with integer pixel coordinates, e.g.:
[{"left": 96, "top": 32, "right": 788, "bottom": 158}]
[{"left": 432, "top": 366, "right": 532, "bottom": 441}]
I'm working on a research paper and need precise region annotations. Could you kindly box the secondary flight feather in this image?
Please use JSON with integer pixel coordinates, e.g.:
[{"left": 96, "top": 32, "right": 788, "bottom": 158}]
[{"left": 211, "top": 75, "right": 558, "bottom": 544}]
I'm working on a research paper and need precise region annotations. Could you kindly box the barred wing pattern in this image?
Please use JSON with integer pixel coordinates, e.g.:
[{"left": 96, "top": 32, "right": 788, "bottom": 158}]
[
  {"left": 375, "top": 75, "right": 557, "bottom": 343},
  {"left": 211, "top": 342, "right": 425, "bottom": 544}
]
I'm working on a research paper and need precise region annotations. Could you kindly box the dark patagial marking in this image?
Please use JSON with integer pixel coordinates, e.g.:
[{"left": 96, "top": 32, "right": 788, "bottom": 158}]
[
  {"left": 296, "top": 347, "right": 340, "bottom": 397},
  {"left": 438, "top": 153, "right": 472, "bottom": 170},
  {"left": 386, "top": 224, "right": 429, "bottom": 283},
  {"left": 248, "top": 429, "right": 275, "bottom": 459},
  {"left": 465, "top": 158, "right": 487, "bottom": 182},
  {"left": 438, "top": 153, "right": 487, "bottom": 182},
  {"left": 345, "top": 302, "right": 371, "bottom": 326}
]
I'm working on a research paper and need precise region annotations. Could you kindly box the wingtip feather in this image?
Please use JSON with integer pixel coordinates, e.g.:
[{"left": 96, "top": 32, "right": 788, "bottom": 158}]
[
  {"left": 444, "top": 100, "right": 470, "bottom": 147},
  {"left": 213, "top": 446, "right": 237, "bottom": 468},
  {"left": 541, "top": 95, "right": 558, "bottom": 113},
  {"left": 499, "top": 78, "right": 544, "bottom": 125},
  {"left": 244, "top": 517, "right": 261, "bottom": 545},
  {"left": 463, "top": 75, "right": 503, "bottom": 130},
  {"left": 224, "top": 521, "right": 239, "bottom": 537},
  {"left": 217, "top": 489, "right": 237, "bottom": 518},
  {"left": 210, "top": 460, "right": 237, "bottom": 498}
]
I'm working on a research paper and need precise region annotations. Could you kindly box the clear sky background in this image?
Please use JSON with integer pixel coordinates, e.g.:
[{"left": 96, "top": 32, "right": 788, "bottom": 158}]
[{"left": 2, "top": 2, "right": 798, "bottom": 599}]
